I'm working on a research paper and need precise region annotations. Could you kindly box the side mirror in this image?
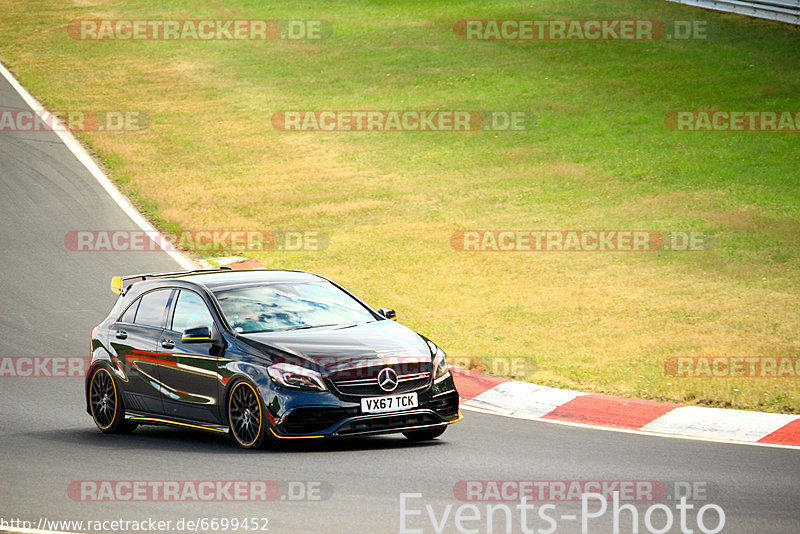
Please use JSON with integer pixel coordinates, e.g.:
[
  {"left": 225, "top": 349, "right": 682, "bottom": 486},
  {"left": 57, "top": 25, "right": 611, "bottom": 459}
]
[
  {"left": 182, "top": 326, "right": 212, "bottom": 344},
  {"left": 377, "top": 308, "right": 397, "bottom": 321}
]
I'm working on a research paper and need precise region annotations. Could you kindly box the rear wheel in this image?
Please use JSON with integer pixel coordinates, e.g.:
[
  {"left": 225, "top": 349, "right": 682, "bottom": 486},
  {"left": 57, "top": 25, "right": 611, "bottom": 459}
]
[
  {"left": 228, "top": 380, "right": 268, "bottom": 449},
  {"left": 403, "top": 426, "right": 446, "bottom": 441},
  {"left": 89, "top": 367, "right": 135, "bottom": 433}
]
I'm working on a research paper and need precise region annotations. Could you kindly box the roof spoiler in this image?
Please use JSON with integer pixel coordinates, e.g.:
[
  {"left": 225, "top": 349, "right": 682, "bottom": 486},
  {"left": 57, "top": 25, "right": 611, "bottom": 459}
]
[{"left": 110, "top": 267, "right": 232, "bottom": 295}]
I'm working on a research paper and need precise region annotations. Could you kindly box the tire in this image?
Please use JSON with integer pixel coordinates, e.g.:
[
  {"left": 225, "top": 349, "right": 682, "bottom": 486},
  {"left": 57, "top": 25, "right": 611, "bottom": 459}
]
[
  {"left": 227, "top": 380, "right": 268, "bottom": 449},
  {"left": 403, "top": 426, "right": 446, "bottom": 441},
  {"left": 89, "top": 367, "right": 135, "bottom": 433}
]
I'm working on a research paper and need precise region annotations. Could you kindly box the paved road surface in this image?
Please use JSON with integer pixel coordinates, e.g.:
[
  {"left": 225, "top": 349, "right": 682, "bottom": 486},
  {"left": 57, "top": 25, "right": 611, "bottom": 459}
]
[{"left": 0, "top": 70, "right": 797, "bottom": 534}]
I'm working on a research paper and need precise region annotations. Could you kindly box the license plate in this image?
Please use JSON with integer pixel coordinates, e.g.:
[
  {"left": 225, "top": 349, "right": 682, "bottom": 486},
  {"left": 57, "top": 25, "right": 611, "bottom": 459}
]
[{"left": 360, "top": 392, "right": 418, "bottom": 414}]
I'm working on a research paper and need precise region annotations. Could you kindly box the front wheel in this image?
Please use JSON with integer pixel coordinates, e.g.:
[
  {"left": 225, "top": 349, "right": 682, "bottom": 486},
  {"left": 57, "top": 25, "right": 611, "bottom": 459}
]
[
  {"left": 403, "top": 426, "right": 446, "bottom": 441},
  {"left": 89, "top": 367, "right": 135, "bottom": 433},
  {"left": 227, "top": 380, "right": 269, "bottom": 449}
]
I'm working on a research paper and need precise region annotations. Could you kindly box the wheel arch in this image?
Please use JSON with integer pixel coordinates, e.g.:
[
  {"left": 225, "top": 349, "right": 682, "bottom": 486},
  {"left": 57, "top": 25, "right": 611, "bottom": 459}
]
[{"left": 221, "top": 366, "right": 274, "bottom": 427}]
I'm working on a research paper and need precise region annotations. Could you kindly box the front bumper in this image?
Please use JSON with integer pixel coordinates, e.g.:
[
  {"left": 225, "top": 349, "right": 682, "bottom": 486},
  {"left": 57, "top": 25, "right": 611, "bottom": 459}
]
[{"left": 265, "top": 374, "right": 461, "bottom": 439}]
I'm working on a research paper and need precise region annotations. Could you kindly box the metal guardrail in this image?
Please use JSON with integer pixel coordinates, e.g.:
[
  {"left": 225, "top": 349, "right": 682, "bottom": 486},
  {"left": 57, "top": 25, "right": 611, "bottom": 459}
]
[{"left": 665, "top": 0, "right": 800, "bottom": 25}]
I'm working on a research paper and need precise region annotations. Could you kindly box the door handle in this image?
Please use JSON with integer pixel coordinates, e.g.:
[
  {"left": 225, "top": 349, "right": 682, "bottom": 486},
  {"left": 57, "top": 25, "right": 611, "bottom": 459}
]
[
  {"left": 161, "top": 339, "right": 175, "bottom": 349},
  {"left": 115, "top": 330, "right": 127, "bottom": 339}
]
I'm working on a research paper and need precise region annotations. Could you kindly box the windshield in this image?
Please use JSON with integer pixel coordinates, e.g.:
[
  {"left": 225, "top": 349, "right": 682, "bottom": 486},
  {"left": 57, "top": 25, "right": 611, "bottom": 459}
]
[{"left": 214, "top": 281, "right": 376, "bottom": 333}]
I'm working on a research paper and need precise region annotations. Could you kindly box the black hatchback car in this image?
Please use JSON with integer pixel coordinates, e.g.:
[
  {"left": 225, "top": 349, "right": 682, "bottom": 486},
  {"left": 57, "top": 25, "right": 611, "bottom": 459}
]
[{"left": 86, "top": 268, "right": 461, "bottom": 448}]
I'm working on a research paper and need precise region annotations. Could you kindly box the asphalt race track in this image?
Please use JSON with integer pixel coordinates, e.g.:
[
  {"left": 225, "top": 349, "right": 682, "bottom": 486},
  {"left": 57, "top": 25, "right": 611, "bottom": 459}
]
[{"left": 0, "top": 73, "right": 798, "bottom": 534}]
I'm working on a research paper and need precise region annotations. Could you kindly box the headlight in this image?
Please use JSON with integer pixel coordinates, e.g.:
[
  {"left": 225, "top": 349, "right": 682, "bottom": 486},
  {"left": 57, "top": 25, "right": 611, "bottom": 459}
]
[
  {"left": 267, "top": 363, "right": 327, "bottom": 391},
  {"left": 432, "top": 344, "right": 450, "bottom": 382}
]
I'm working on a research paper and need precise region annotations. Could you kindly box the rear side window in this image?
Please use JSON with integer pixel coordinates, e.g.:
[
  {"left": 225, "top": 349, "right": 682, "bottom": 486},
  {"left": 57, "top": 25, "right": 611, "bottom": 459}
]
[
  {"left": 133, "top": 290, "right": 172, "bottom": 328},
  {"left": 119, "top": 300, "right": 139, "bottom": 323}
]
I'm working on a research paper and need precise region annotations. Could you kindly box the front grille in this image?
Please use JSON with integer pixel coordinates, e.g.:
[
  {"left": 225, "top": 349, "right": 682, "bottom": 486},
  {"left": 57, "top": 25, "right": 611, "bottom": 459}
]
[
  {"left": 336, "top": 412, "right": 441, "bottom": 435},
  {"left": 282, "top": 407, "right": 359, "bottom": 434},
  {"left": 331, "top": 372, "right": 431, "bottom": 397}
]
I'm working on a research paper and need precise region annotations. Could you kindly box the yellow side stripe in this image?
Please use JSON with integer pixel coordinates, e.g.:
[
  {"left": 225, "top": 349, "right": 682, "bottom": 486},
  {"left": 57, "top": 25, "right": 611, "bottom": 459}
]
[
  {"left": 130, "top": 416, "right": 227, "bottom": 433},
  {"left": 448, "top": 410, "right": 464, "bottom": 424},
  {"left": 269, "top": 428, "right": 324, "bottom": 440}
]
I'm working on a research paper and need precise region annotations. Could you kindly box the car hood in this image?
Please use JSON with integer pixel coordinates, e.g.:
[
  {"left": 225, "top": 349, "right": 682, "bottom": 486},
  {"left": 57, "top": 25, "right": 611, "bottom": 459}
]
[{"left": 239, "top": 320, "right": 433, "bottom": 374}]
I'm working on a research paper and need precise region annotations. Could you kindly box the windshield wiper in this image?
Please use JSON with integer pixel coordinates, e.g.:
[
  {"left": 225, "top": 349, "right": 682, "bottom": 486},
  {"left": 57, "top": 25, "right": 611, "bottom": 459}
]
[
  {"left": 282, "top": 323, "right": 335, "bottom": 331},
  {"left": 281, "top": 323, "right": 356, "bottom": 331}
]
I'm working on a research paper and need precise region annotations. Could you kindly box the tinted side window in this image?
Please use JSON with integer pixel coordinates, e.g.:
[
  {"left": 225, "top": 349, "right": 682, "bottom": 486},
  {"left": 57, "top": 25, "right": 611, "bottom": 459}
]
[
  {"left": 171, "top": 290, "right": 214, "bottom": 333},
  {"left": 134, "top": 290, "right": 172, "bottom": 328},
  {"left": 119, "top": 299, "right": 140, "bottom": 323}
]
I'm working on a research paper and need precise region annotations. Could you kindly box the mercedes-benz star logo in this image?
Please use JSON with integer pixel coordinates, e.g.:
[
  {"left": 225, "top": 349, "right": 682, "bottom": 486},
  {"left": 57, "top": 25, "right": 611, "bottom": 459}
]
[{"left": 377, "top": 368, "right": 399, "bottom": 392}]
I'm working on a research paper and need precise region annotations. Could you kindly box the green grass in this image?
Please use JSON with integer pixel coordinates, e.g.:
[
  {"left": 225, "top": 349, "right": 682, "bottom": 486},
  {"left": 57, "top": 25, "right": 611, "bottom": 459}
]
[{"left": 2, "top": 0, "right": 799, "bottom": 412}]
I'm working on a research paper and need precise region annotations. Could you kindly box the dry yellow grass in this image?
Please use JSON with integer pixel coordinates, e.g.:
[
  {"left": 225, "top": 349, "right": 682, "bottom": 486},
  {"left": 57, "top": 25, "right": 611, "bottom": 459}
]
[{"left": 2, "top": 0, "right": 798, "bottom": 412}]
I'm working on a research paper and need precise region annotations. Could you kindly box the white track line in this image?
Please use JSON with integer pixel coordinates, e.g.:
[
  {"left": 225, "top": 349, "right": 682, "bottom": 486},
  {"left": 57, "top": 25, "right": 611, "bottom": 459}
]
[
  {"left": 5, "top": 61, "right": 797, "bottom": 453},
  {"left": 0, "top": 62, "right": 195, "bottom": 270},
  {"left": 461, "top": 403, "right": 800, "bottom": 450}
]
